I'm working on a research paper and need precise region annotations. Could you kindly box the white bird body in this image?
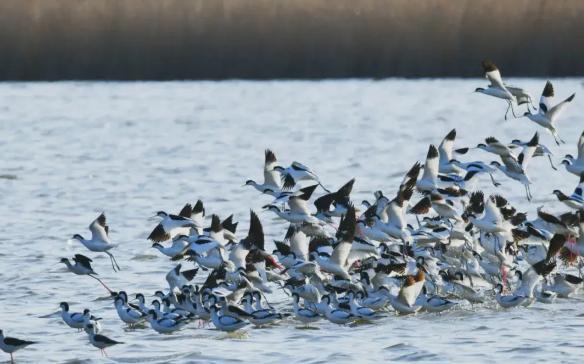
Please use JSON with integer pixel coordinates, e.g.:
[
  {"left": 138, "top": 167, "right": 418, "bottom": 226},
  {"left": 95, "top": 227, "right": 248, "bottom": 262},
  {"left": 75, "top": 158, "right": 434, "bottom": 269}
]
[
  {"left": 523, "top": 81, "right": 575, "bottom": 145},
  {"left": 114, "top": 298, "right": 145, "bottom": 325},
  {"left": 210, "top": 306, "right": 248, "bottom": 332},
  {"left": 146, "top": 312, "right": 188, "bottom": 333}
]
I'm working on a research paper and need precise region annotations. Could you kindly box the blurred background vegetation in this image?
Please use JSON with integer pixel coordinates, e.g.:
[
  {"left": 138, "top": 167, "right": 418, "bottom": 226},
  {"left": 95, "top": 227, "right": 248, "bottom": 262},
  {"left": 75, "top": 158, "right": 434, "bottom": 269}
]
[{"left": 0, "top": 0, "right": 582, "bottom": 80}]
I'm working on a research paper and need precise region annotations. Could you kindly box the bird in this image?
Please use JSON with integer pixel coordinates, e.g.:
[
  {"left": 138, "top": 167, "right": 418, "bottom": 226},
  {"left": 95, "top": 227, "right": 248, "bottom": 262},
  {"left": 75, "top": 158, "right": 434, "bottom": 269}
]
[
  {"left": 264, "top": 184, "right": 321, "bottom": 224},
  {"left": 310, "top": 205, "right": 356, "bottom": 280},
  {"left": 245, "top": 149, "right": 282, "bottom": 196},
  {"left": 72, "top": 213, "right": 120, "bottom": 271},
  {"left": 314, "top": 178, "right": 355, "bottom": 221},
  {"left": 562, "top": 131, "right": 584, "bottom": 176},
  {"left": 490, "top": 132, "right": 539, "bottom": 201},
  {"left": 166, "top": 264, "right": 199, "bottom": 292},
  {"left": 274, "top": 161, "right": 329, "bottom": 192},
  {"left": 114, "top": 293, "right": 146, "bottom": 327},
  {"left": 552, "top": 174, "right": 584, "bottom": 209},
  {"left": 151, "top": 236, "right": 190, "bottom": 259},
  {"left": 438, "top": 129, "right": 464, "bottom": 175},
  {"left": 209, "top": 305, "right": 249, "bottom": 332},
  {"left": 522, "top": 81, "right": 575, "bottom": 145},
  {"left": 148, "top": 210, "right": 199, "bottom": 243},
  {"left": 83, "top": 323, "right": 123, "bottom": 357},
  {"left": 416, "top": 145, "right": 439, "bottom": 193},
  {"left": 291, "top": 293, "right": 321, "bottom": 327},
  {"left": 475, "top": 60, "right": 527, "bottom": 120},
  {"left": 59, "top": 302, "right": 87, "bottom": 331},
  {"left": 508, "top": 137, "right": 556, "bottom": 170},
  {"left": 145, "top": 310, "right": 189, "bottom": 333},
  {"left": 59, "top": 254, "right": 96, "bottom": 276},
  {"left": 493, "top": 283, "right": 527, "bottom": 308},
  {"left": 59, "top": 254, "right": 114, "bottom": 294},
  {"left": 0, "top": 329, "right": 35, "bottom": 364},
  {"left": 388, "top": 269, "right": 425, "bottom": 314},
  {"left": 319, "top": 296, "right": 355, "bottom": 325}
]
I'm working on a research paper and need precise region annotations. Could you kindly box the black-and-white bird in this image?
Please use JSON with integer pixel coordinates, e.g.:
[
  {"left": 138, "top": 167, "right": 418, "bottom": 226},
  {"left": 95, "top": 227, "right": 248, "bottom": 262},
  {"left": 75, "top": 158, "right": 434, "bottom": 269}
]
[
  {"left": 166, "top": 264, "right": 199, "bottom": 292},
  {"left": 0, "top": 329, "right": 35, "bottom": 364},
  {"left": 509, "top": 137, "right": 556, "bottom": 170},
  {"left": 274, "top": 161, "right": 329, "bottom": 192},
  {"left": 245, "top": 149, "right": 282, "bottom": 196},
  {"left": 417, "top": 145, "right": 439, "bottom": 193},
  {"left": 490, "top": 132, "right": 539, "bottom": 200},
  {"left": 553, "top": 174, "right": 584, "bottom": 209},
  {"left": 72, "top": 213, "right": 120, "bottom": 271},
  {"left": 314, "top": 178, "right": 355, "bottom": 221},
  {"left": 83, "top": 323, "right": 123, "bottom": 357},
  {"left": 523, "top": 81, "right": 575, "bottom": 145},
  {"left": 59, "top": 254, "right": 114, "bottom": 294},
  {"left": 562, "top": 131, "right": 584, "bottom": 176},
  {"left": 148, "top": 210, "right": 199, "bottom": 242},
  {"left": 475, "top": 60, "right": 532, "bottom": 119},
  {"left": 59, "top": 254, "right": 97, "bottom": 276}
]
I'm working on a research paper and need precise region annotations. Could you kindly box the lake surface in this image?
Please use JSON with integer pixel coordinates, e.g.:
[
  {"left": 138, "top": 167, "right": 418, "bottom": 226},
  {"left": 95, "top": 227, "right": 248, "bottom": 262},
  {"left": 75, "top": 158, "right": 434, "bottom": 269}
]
[{"left": 1, "top": 79, "right": 584, "bottom": 363}]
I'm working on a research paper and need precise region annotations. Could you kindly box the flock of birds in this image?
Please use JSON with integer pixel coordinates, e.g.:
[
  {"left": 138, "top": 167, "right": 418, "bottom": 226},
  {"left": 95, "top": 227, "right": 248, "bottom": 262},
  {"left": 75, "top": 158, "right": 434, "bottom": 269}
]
[{"left": 2, "top": 60, "right": 584, "bottom": 362}]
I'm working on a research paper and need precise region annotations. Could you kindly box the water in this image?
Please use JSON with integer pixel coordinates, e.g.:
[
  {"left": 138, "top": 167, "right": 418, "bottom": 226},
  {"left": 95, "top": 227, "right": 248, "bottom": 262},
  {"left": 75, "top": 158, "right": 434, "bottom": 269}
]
[{"left": 1, "top": 79, "right": 584, "bottom": 363}]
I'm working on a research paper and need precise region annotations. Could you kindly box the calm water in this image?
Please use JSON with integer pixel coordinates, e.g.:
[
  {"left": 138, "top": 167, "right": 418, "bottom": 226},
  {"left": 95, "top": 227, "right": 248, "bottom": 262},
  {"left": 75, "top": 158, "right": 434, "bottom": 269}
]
[{"left": 1, "top": 79, "right": 584, "bottom": 363}]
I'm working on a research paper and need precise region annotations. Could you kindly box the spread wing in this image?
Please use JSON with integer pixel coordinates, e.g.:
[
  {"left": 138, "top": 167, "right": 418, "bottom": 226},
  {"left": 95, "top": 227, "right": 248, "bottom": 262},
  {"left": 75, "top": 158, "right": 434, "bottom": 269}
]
[
  {"left": 89, "top": 213, "right": 109, "bottom": 241},
  {"left": 517, "top": 132, "right": 539, "bottom": 171},
  {"left": 548, "top": 93, "right": 575, "bottom": 122},
  {"left": 539, "top": 81, "right": 554, "bottom": 115},
  {"left": 438, "top": 129, "right": 456, "bottom": 164},
  {"left": 263, "top": 150, "right": 281, "bottom": 188},
  {"left": 483, "top": 60, "right": 506, "bottom": 90}
]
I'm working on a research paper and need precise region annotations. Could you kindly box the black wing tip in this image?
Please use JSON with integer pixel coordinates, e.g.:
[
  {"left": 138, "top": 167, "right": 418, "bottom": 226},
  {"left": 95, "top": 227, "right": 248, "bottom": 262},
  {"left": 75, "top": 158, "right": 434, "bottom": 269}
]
[
  {"left": 193, "top": 200, "right": 204, "bottom": 214},
  {"left": 299, "top": 184, "right": 319, "bottom": 200},
  {"left": 527, "top": 132, "right": 539, "bottom": 147},
  {"left": 74, "top": 253, "right": 92, "bottom": 261},
  {"left": 542, "top": 81, "right": 554, "bottom": 97},
  {"left": 182, "top": 268, "right": 199, "bottom": 281},
  {"left": 566, "top": 93, "right": 576, "bottom": 102},
  {"left": 314, "top": 193, "right": 335, "bottom": 212},
  {"left": 481, "top": 59, "right": 498, "bottom": 72},
  {"left": 248, "top": 210, "right": 265, "bottom": 249},
  {"left": 427, "top": 144, "right": 439, "bottom": 159},
  {"left": 337, "top": 205, "right": 356, "bottom": 241},
  {"left": 274, "top": 240, "right": 291, "bottom": 255},
  {"left": 178, "top": 203, "right": 193, "bottom": 218},
  {"left": 485, "top": 136, "right": 498, "bottom": 144},
  {"left": 282, "top": 174, "right": 296, "bottom": 190},
  {"left": 491, "top": 194, "right": 508, "bottom": 207},
  {"left": 337, "top": 178, "right": 356, "bottom": 196},
  {"left": 265, "top": 149, "right": 277, "bottom": 164},
  {"left": 445, "top": 128, "right": 456, "bottom": 141},
  {"left": 148, "top": 224, "right": 170, "bottom": 242},
  {"left": 211, "top": 214, "right": 222, "bottom": 232},
  {"left": 532, "top": 259, "right": 556, "bottom": 276},
  {"left": 222, "top": 214, "right": 238, "bottom": 233}
]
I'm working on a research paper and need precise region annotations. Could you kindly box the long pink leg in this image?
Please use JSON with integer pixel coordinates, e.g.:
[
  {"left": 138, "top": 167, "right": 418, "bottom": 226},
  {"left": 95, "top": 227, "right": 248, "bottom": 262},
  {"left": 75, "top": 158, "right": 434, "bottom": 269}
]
[
  {"left": 501, "top": 265, "right": 508, "bottom": 292},
  {"left": 89, "top": 275, "right": 114, "bottom": 295}
]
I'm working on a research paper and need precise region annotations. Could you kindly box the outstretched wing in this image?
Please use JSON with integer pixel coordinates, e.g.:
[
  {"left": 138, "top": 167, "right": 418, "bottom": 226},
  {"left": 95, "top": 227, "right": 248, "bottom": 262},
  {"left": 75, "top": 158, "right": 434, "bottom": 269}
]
[
  {"left": 517, "top": 132, "right": 539, "bottom": 171},
  {"left": 89, "top": 213, "right": 109, "bottom": 241},
  {"left": 482, "top": 60, "right": 506, "bottom": 91},
  {"left": 548, "top": 93, "right": 575, "bottom": 122},
  {"left": 539, "top": 81, "right": 554, "bottom": 115}
]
